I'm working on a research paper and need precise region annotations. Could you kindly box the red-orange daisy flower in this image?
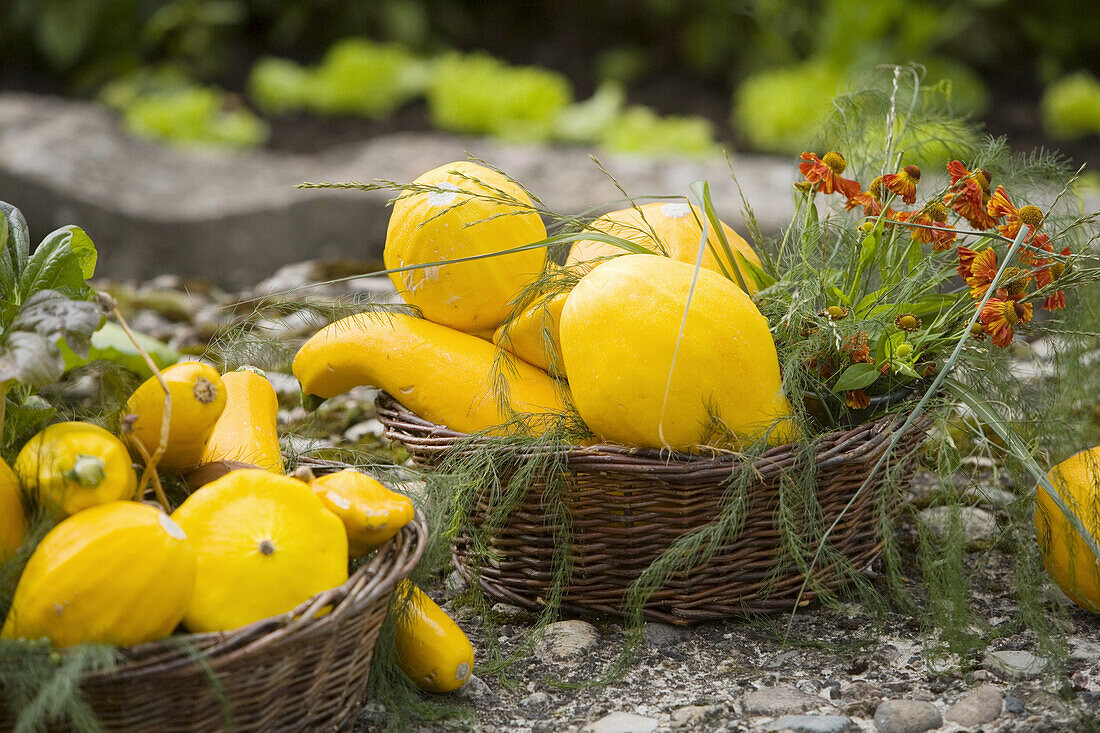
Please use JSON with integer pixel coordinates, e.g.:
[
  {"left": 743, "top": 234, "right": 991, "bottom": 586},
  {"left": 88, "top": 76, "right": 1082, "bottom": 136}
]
[
  {"left": 965, "top": 247, "right": 1000, "bottom": 299},
  {"left": 881, "top": 165, "right": 921, "bottom": 204},
  {"left": 842, "top": 331, "right": 872, "bottom": 363},
  {"left": 1034, "top": 244, "right": 1071, "bottom": 311},
  {"left": 944, "top": 161, "right": 998, "bottom": 230},
  {"left": 957, "top": 245, "right": 979, "bottom": 280},
  {"left": 987, "top": 185, "right": 1045, "bottom": 240},
  {"left": 799, "top": 152, "right": 862, "bottom": 199},
  {"left": 845, "top": 389, "right": 871, "bottom": 410},
  {"left": 979, "top": 289, "right": 1033, "bottom": 347},
  {"left": 906, "top": 202, "right": 956, "bottom": 251}
]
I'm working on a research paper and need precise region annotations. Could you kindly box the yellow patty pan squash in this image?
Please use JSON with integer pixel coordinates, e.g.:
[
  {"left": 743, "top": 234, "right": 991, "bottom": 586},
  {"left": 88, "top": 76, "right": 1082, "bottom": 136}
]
[
  {"left": 2, "top": 501, "right": 195, "bottom": 648},
  {"left": 395, "top": 581, "right": 474, "bottom": 692},
  {"left": 384, "top": 161, "right": 547, "bottom": 334},
  {"left": 293, "top": 311, "right": 567, "bottom": 435},
  {"left": 172, "top": 469, "right": 348, "bottom": 633},
  {"left": 1036, "top": 445, "right": 1100, "bottom": 613},
  {"left": 0, "top": 458, "right": 26, "bottom": 561},
  {"left": 200, "top": 367, "right": 283, "bottom": 473},
  {"left": 566, "top": 202, "right": 762, "bottom": 294},
  {"left": 560, "top": 254, "right": 793, "bottom": 451},
  {"left": 124, "top": 362, "right": 226, "bottom": 472},
  {"left": 15, "top": 422, "right": 137, "bottom": 517},
  {"left": 309, "top": 469, "right": 414, "bottom": 557}
]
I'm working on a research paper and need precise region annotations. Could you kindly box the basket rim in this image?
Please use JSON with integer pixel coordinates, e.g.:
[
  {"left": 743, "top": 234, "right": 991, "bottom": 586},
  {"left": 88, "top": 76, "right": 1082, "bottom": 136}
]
[
  {"left": 374, "top": 391, "right": 929, "bottom": 469},
  {"left": 77, "top": 509, "right": 427, "bottom": 683}
]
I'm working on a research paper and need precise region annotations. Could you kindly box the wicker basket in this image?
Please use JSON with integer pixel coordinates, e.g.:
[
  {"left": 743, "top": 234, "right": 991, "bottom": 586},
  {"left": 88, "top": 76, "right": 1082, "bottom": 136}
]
[
  {"left": 376, "top": 392, "right": 928, "bottom": 624},
  {"left": 1, "top": 470, "right": 427, "bottom": 732}
]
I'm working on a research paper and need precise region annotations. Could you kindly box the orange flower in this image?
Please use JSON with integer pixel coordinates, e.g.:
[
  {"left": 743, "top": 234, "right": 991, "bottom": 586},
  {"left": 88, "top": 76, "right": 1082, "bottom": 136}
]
[
  {"left": 906, "top": 202, "right": 956, "bottom": 251},
  {"left": 987, "top": 185, "right": 1045, "bottom": 240},
  {"left": 1033, "top": 242, "right": 1070, "bottom": 311},
  {"left": 842, "top": 331, "right": 872, "bottom": 363},
  {"left": 979, "top": 289, "right": 1033, "bottom": 347},
  {"left": 799, "top": 152, "right": 862, "bottom": 199},
  {"left": 846, "top": 389, "right": 871, "bottom": 410},
  {"left": 944, "top": 161, "right": 997, "bottom": 230},
  {"left": 957, "top": 245, "right": 979, "bottom": 280},
  {"left": 964, "top": 247, "right": 1000, "bottom": 299},
  {"left": 882, "top": 165, "right": 921, "bottom": 204}
]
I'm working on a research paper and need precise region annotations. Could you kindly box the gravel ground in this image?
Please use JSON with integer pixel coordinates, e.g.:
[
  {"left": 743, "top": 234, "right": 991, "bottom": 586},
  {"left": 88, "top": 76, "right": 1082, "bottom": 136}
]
[{"left": 93, "top": 261, "right": 1100, "bottom": 733}]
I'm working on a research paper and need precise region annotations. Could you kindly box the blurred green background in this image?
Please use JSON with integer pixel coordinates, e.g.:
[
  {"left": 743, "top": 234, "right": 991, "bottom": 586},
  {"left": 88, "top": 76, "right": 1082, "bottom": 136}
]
[{"left": 3, "top": 0, "right": 1099, "bottom": 159}]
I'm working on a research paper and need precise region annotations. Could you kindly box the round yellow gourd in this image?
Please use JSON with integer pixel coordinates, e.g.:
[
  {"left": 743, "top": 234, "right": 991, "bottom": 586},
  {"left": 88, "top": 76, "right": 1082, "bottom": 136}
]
[
  {"left": 124, "top": 362, "right": 227, "bottom": 472},
  {"left": 1036, "top": 446, "right": 1100, "bottom": 613},
  {"left": 309, "top": 469, "right": 414, "bottom": 557},
  {"left": 395, "top": 581, "right": 474, "bottom": 692},
  {"left": 15, "top": 422, "right": 137, "bottom": 517},
  {"left": 384, "top": 161, "right": 547, "bottom": 333},
  {"left": 567, "top": 203, "right": 762, "bottom": 294},
  {"left": 172, "top": 469, "right": 348, "bottom": 633},
  {"left": 293, "top": 311, "right": 567, "bottom": 435},
  {"left": 200, "top": 367, "right": 283, "bottom": 473},
  {"left": 1, "top": 501, "right": 195, "bottom": 648},
  {"left": 0, "top": 458, "right": 26, "bottom": 561},
  {"left": 559, "top": 254, "right": 793, "bottom": 451}
]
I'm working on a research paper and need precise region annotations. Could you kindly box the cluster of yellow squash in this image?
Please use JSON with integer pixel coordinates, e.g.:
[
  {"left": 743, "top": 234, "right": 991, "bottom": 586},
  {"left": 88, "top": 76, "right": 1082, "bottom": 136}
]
[
  {"left": 1, "top": 362, "right": 473, "bottom": 693},
  {"left": 294, "top": 161, "right": 795, "bottom": 450}
]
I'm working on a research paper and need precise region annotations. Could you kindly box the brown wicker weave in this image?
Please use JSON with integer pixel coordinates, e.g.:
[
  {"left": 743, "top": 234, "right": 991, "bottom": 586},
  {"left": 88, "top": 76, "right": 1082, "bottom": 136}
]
[
  {"left": 1, "top": 476, "right": 426, "bottom": 732},
  {"left": 376, "top": 392, "right": 928, "bottom": 624}
]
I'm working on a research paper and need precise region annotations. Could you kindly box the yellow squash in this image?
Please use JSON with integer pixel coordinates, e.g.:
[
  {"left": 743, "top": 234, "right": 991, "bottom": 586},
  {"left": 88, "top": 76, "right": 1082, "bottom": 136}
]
[
  {"left": 567, "top": 203, "right": 762, "bottom": 293},
  {"left": 172, "top": 469, "right": 348, "bottom": 633},
  {"left": 200, "top": 367, "right": 283, "bottom": 473},
  {"left": 559, "top": 254, "right": 793, "bottom": 451},
  {"left": 15, "top": 422, "right": 137, "bottom": 516},
  {"left": 293, "top": 311, "right": 568, "bottom": 435},
  {"left": 395, "top": 581, "right": 474, "bottom": 692},
  {"left": 1036, "top": 446, "right": 1100, "bottom": 613},
  {"left": 309, "top": 469, "right": 414, "bottom": 557},
  {"left": 384, "top": 161, "right": 547, "bottom": 334},
  {"left": 493, "top": 289, "right": 569, "bottom": 375},
  {"left": 124, "top": 362, "right": 227, "bottom": 472},
  {"left": 1, "top": 501, "right": 195, "bottom": 648},
  {"left": 0, "top": 458, "right": 25, "bottom": 561}
]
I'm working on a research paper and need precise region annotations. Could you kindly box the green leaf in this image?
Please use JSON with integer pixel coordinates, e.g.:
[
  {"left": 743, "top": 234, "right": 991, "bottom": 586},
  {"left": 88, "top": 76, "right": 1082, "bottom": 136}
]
[
  {"left": 17, "top": 226, "right": 97, "bottom": 303},
  {"left": 0, "top": 291, "right": 104, "bottom": 388},
  {"left": 833, "top": 362, "right": 881, "bottom": 392},
  {"left": 3, "top": 393, "right": 56, "bottom": 450},
  {"left": 734, "top": 250, "right": 777, "bottom": 289},
  {"left": 689, "top": 180, "right": 751, "bottom": 293},
  {"left": 0, "top": 202, "right": 30, "bottom": 300},
  {"left": 60, "top": 322, "right": 179, "bottom": 378}
]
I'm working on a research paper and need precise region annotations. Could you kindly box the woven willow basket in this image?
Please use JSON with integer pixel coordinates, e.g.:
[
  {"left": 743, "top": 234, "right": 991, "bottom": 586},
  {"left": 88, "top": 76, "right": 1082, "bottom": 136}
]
[
  {"left": 1, "top": 467, "right": 426, "bottom": 732},
  {"left": 376, "top": 392, "right": 928, "bottom": 624}
]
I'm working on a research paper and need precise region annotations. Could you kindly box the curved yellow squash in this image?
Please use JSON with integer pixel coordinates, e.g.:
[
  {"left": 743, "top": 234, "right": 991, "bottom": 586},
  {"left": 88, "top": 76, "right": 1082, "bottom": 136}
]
[
  {"left": 15, "top": 422, "right": 137, "bottom": 517},
  {"left": 567, "top": 202, "right": 761, "bottom": 293},
  {"left": 1036, "top": 446, "right": 1100, "bottom": 613},
  {"left": 0, "top": 458, "right": 25, "bottom": 561},
  {"left": 492, "top": 288, "right": 569, "bottom": 375},
  {"left": 2, "top": 501, "right": 195, "bottom": 648},
  {"left": 201, "top": 368, "right": 283, "bottom": 473},
  {"left": 124, "top": 362, "right": 227, "bottom": 472},
  {"left": 384, "top": 161, "right": 547, "bottom": 333},
  {"left": 172, "top": 469, "right": 348, "bottom": 633},
  {"left": 395, "top": 581, "right": 474, "bottom": 692},
  {"left": 310, "top": 469, "right": 414, "bottom": 557},
  {"left": 293, "top": 312, "right": 568, "bottom": 435},
  {"left": 560, "top": 254, "right": 793, "bottom": 451}
]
